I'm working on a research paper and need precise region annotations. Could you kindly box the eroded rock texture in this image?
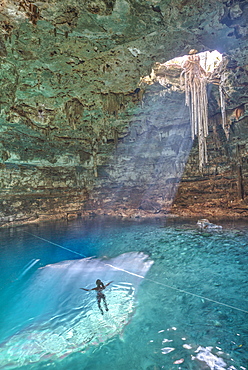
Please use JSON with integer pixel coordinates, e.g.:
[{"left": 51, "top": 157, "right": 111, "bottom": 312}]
[{"left": 0, "top": 0, "right": 248, "bottom": 225}]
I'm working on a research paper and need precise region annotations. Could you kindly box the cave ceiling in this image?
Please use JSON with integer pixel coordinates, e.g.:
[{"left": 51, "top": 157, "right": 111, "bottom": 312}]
[{"left": 0, "top": 0, "right": 248, "bottom": 223}]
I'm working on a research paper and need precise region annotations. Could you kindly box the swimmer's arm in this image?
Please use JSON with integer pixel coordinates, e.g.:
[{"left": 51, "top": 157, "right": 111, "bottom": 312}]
[
  {"left": 80, "top": 288, "right": 93, "bottom": 291},
  {"left": 104, "top": 281, "right": 113, "bottom": 288}
]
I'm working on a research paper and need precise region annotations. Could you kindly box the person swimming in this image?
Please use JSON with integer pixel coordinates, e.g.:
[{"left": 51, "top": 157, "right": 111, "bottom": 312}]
[{"left": 80, "top": 279, "right": 113, "bottom": 315}]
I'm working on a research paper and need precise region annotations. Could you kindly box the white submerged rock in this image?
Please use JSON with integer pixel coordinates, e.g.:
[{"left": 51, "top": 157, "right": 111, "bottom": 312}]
[
  {"left": 0, "top": 252, "right": 153, "bottom": 368},
  {"left": 197, "top": 219, "right": 223, "bottom": 230}
]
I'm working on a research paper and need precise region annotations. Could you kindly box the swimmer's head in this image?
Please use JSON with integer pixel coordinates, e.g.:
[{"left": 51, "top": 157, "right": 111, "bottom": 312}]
[{"left": 96, "top": 279, "right": 102, "bottom": 286}]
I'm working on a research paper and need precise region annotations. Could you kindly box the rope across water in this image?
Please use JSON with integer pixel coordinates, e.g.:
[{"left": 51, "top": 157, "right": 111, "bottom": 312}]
[
  {"left": 25, "top": 231, "right": 87, "bottom": 258},
  {"left": 25, "top": 231, "right": 248, "bottom": 315}
]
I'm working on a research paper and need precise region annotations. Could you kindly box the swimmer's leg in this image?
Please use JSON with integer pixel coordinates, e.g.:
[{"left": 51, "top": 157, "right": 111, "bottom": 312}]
[
  {"left": 97, "top": 297, "right": 104, "bottom": 315},
  {"left": 103, "top": 296, "right": 108, "bottom": 312}
]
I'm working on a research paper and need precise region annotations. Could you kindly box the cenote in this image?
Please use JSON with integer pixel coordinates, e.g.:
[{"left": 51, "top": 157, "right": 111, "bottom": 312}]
[{"left": 0, "top": 217, "right": 247, "bottom": 370}]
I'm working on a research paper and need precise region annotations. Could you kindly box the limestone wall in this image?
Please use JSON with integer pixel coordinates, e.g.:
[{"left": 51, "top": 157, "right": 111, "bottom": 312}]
[{"left": 0, "top": 0, "right": 248, "bottom": 224}]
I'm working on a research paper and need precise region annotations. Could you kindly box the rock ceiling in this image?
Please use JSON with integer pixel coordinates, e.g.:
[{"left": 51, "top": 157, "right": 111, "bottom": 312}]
[{"left": 0, "top": 0, "right": 248, "bottom": 225}]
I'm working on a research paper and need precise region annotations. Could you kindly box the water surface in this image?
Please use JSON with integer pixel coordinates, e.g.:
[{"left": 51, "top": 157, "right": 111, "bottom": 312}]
[{"left": 0, "top": 217, "right": 247, "bottom": 369}]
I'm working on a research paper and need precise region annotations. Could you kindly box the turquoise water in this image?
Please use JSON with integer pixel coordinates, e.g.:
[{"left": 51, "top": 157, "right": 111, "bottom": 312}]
[{"left": 0, "top": 217, "right": 247, "bottom": 369}]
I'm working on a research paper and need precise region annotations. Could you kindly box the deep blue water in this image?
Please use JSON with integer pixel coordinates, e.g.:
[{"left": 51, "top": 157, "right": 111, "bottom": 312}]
[{"left": 0, "top": 216, "right": 247, "bottom": 370}]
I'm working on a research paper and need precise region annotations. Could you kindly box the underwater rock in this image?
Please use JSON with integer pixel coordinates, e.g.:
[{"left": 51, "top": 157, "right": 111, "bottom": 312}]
[
  {"left": 173, "top": 358, "right": 184, "bottom": 364},
  {"left": 0, "top": 252, "right": 153, "bottom": 368},
  {"left": 194, "top": 346, "right": 227, "bottom": 370},
  {"left": 197, "top": 219, "right": 222, "bottom": 230}
]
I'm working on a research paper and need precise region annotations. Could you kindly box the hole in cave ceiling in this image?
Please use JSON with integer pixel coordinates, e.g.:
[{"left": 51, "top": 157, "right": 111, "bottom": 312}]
[{"left": 140, "top": 50, "right": 225, "bottom": 171}]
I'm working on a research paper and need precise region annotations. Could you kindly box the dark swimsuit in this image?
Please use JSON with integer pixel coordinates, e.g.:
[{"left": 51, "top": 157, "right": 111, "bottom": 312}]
[{"left": 97, "top": 290, "right": 105, "bottom": 301}]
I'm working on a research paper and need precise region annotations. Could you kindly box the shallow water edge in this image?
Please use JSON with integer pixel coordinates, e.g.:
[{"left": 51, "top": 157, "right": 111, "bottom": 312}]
[{"left": 1, "top": 206, "right": 248, "bottom": 230}]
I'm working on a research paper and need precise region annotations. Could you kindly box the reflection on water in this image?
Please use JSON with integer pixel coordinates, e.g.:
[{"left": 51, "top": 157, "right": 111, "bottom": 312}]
[{"left": 0, "top": 217, "right": 247, "bottom": 369}]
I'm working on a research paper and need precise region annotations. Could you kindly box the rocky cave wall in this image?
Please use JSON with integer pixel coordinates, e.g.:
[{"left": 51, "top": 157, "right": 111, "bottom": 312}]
[{"left": 0, "top": 0, "right": 248, "bottom": 225}]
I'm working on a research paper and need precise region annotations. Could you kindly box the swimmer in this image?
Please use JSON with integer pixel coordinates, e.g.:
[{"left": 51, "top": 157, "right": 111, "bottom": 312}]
[{"left": 80, "top": 279, "right": 113, "bottom": 315}]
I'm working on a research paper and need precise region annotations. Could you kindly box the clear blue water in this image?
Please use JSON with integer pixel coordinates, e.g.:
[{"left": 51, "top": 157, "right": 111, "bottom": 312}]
[{"left": 0, "top": 217, "right": 247, "bottom": 370}]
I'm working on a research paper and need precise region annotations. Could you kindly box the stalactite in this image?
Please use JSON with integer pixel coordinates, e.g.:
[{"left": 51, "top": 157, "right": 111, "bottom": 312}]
[
  {"left": 181, "top": 52, "right": 209, "bottom": 171},
  {"left": 19, "top": 0, "right": 40, "bottom": 25},
  {"left": 93, "top": 151, "right": 98, "bottom": 178},
  {"left": 219, "top": 78, "right": 228, "bottom": 138},
  {"left": 113, "top": 128, "right": 118, "bottom": 149},
  {"left": 139, "top": 50, "right": 227, "bottom": 171}
]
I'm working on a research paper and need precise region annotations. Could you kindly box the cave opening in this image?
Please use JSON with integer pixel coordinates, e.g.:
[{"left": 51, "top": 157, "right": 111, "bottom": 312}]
[{"left": 141, "top": 50, "right": 225, "bottom": 171}]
